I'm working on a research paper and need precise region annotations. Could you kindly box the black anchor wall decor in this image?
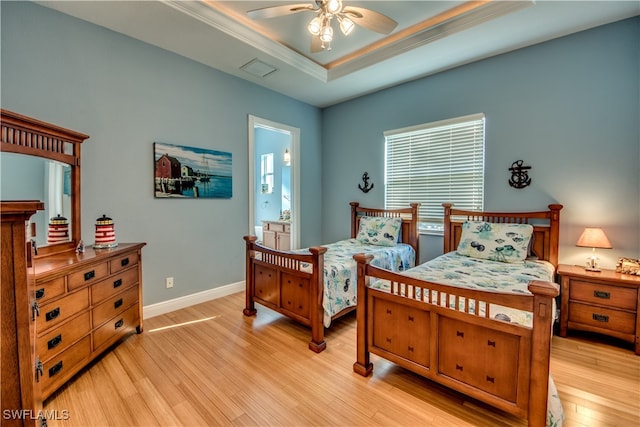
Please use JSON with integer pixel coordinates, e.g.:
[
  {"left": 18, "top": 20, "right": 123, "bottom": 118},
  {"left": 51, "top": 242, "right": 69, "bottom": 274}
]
[
  {"left": 508, "top": 160, "right": 532, "bottom": 189},
  {"left": 358, "top": 172, "right": 374, "bottom": 193}
]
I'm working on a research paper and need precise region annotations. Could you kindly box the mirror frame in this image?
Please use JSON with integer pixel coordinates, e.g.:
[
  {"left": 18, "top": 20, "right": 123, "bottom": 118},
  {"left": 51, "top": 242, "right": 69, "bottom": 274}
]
[{"left": 1, "top": 109, "right": 89, "bottom": 257}]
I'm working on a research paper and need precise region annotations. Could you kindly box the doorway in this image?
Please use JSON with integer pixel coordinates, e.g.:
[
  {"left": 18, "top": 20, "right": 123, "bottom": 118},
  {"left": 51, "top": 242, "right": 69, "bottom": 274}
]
[{"left": 248, "top": 115, "right": 300, "bottom": 249}]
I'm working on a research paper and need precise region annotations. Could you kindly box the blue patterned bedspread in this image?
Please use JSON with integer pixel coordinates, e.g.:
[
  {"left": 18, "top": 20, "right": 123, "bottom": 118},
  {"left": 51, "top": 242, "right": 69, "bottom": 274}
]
[{"left": 296, "top": 239, "right": 415, "bottom": 327}]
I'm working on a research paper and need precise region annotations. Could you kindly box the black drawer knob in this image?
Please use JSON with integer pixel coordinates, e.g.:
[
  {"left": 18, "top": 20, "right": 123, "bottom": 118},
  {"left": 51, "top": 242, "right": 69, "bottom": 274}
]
[
  {"left": 113, "top": 279, "right": 123, "bottom": 288},
  {"left": 49, "top": 361, "right": 63, "bottom": 377},
  {"left": 46, "top": 307, "right": 60, "bottom": 322},
  {"left": 48, "top": 334, "right": 62, "bottom": 350},
  {"left": 115, "top": 318, "right": 124, "bottom": 329},
  {"left": 121, "top": 258, "right": 130, "bottom": 267},
  {"left": 592, "top": 313, "right": 609, "bottom": 323},
  {"left": 36, "top": 288, "right": 45, "bottom": 299},
  {"left": 594, "top": 290, "right": 610, "bottom": 299},
  {"left": 84, "top": 270, "right": 95, "bottom": 281},
  {"left": 114, "top": 298, "right": 123, "bottom": 309}
]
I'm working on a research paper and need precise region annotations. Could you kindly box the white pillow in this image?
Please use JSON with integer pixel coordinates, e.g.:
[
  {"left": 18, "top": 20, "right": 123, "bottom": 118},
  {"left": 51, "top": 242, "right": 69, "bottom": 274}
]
[
  {"left": 356, "top": 216, "right": 402, "bottom": 247},
  {"left": 456, "top": 221, "right": 533, "bottom": 263}
]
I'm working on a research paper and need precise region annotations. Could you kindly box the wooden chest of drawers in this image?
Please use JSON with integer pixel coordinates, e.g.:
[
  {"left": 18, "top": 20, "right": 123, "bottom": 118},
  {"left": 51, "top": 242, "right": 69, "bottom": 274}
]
[
  {"left": 33, "top": 243, "right": 145, "bottom": 399},
  {"left": 558, "top": 264, "right": 640, "bottom": 354}
]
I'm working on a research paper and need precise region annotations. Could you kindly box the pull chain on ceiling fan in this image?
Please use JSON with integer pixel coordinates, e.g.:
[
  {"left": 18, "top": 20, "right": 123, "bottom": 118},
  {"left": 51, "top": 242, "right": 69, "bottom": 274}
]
[{"left": 247, "top": 0, "right": 398, "bottom": 52}]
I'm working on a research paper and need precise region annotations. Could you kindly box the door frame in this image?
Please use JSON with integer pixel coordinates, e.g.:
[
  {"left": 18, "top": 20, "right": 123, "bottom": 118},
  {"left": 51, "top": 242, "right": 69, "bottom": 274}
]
[{"left": 248, "top": 115, "right": 300, "bottom": 249}]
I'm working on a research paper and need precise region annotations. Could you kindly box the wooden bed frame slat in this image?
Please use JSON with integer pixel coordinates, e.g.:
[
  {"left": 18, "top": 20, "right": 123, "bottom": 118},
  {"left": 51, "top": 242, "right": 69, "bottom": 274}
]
[{"left": 354, "top": 203, "right": 563, "bottom": 427}]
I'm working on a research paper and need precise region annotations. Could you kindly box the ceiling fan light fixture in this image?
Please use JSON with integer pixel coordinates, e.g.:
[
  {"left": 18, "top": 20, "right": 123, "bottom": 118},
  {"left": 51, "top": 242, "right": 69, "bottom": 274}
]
[
  {"left": 338, "top": 16, "right": 354, "bottom": 35},
  {"left": 320, "top": 24, "right": 333, "bottom": 43},
  {"left": 308, "top": 16, "right": 322, "bottom": 35},
  {"left": 326, "top": 0, "right": 343, "bottom": 14}
]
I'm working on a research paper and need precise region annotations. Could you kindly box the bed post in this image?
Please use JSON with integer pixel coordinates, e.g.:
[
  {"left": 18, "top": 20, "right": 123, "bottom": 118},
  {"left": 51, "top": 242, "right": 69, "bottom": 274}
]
[
  {"left": 243, "top": 235, "right": 257, "bottom": 316},
  {"left": 409, "top": 202, "right": 421, "bottom": 262},
  {"left": 527, "top": 280, "right": 559, "bottom": 427},
  {"left": 308, "top": 246, "right": 328, "bottom": 352},
  {"left": 350, "top": 202, "right": 360, "bottom": 238},
  {"left": 442, "top": 203, "right": 454, "bottom": 253},
  {"left": 353, "top": 253, "right": 375, "bottom": 376},
  {"left": 547, "top": 204, "right": 563, "bottom": 267}
]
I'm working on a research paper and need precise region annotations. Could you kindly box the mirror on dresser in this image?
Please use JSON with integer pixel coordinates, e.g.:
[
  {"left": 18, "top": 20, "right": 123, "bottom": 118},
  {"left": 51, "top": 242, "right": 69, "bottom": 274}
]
[{"left": 0, "top": 109, "right": 88, "bottom": 257}]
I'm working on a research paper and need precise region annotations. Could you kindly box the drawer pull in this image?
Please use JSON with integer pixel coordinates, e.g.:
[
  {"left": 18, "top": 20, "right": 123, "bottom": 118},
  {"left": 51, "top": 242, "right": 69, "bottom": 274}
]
[
  {"left": 408, "top": 315, "right": 414, "bottom": 322},
  {"left": 84, "top": 270, "right": 95, "bottom": 281},
  {"left": 386, "top": 309, "right": 392, "bottom": 315},
  {"left": 32, "top": 301, "right": 40, "bottom": 321},
  {"left": 593, "top": 290, "right": 610, "bottom": 299},
  {"left": 121, "top": 258, "right": 130, "bottom": 267},
  {"left": 113, "top": 279, "right": 123, "bottom": 288},
  {"left": 386, "top": 337, "right": 392, "bottom": 343},
  {"left": 114, "top": 298, "right": 123, "bottom": 309},
  {"left": 46, "top": 307, "right": 60, "bottom": 322},
  {"left": 456, "top": 331, "right": 464, "bottom": 338},
  {"left": 36, "top": 288, "right": 45, "bottom": 299},
  {"left": 486, "top": 375, "right": 495, "bottom": 383},
  {"left": 35, "top": 359, "right": 44, "bottom": 382},
  {"left": 115, "top": 318, "right": 124, "bottom": 329},
  {"left": 592, "top": 313, "right": 609, "bottom": 323},
  {"left": 49, "top": 361, "right": 63, "bottom": 377},
  {"left": 407, "top": 345, "right": 414, "bottom": 352},
  {"left": 47, "top": 334, "right": 62, "bottom": 350},
  {"left": 487, "top": 340, "right": 496, "bottom": 347},
  {"left": 455, "top": 364, "right": 463, "bottom": 371}
]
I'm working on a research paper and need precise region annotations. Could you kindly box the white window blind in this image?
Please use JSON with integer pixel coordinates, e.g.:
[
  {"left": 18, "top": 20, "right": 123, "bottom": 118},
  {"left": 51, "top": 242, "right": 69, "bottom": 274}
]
[{"left": 384, "top": 113, "right": 485, "bottom": 229}]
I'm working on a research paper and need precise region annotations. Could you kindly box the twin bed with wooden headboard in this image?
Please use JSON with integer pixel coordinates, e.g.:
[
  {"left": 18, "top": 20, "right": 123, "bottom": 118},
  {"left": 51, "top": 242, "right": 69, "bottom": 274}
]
[
  {"left": 352, "top": 203, "right": 564, "bottom": 427},
  {"left": 243, "top": 202, "right": 420, "bottom": 352}
]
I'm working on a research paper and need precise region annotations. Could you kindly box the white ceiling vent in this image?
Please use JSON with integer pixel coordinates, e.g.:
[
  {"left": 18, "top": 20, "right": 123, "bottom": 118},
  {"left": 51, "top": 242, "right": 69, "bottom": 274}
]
[{"left": 240, "top": 59, "right": 277, "bottom": 78}]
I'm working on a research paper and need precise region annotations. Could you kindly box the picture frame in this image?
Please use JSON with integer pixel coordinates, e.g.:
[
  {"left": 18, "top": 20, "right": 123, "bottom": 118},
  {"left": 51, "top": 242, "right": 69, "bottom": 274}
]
[
  {"left": 615, "top": 257, "right": 640, "bottom": 275},
  {"left": 154, "top": 142, "right": 232, "bottom": 199}
]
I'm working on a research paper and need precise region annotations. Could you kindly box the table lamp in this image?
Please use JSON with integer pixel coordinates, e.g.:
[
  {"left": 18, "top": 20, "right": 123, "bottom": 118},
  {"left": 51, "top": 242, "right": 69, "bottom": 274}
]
[{"left": 576, "top": 227, "right": 612, "bottom": 272}]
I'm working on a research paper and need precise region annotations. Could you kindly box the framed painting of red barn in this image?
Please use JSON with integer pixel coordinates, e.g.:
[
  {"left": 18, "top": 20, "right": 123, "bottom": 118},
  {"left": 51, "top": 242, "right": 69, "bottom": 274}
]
[{"left": 154, "top": 142, "right": 232, "bottom": 199}]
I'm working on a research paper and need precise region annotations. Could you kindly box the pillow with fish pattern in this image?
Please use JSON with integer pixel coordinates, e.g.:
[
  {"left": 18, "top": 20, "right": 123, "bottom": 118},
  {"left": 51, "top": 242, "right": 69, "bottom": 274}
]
[
  {"left": 456, "top": 221, "right": 533, "bottom": 263},
  {"left": 356, "top": 216, "right": 402, "bottom": 247}
]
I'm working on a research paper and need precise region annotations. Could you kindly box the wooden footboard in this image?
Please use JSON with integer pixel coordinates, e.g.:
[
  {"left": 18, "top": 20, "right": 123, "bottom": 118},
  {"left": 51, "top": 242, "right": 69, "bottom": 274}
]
[
  {"left": 353, "top": 255, "right": 558, "bottom": 426},
  {"left": 244, "top": 235, "right": 328, "bottom": 352}
]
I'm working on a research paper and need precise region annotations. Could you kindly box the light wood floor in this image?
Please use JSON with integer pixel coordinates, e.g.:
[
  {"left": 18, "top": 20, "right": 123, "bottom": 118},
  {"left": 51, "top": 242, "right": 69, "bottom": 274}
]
[{"left": 45, "top": 292, "right": 640, "bottom": 426}]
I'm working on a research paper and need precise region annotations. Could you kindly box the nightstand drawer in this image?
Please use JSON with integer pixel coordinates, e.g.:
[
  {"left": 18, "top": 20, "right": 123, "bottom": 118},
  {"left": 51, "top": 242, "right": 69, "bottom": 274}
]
[
  {"left": 569, "top": 302, "right": 636, "bottom": 334},
  {"left": 570, "top": 280, "right": 637, "bottom": 311}
]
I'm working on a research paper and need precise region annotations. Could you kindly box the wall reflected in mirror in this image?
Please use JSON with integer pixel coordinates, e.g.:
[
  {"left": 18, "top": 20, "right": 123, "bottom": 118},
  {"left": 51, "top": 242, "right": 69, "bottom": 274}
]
[{"left": 1, "top": 152, "right": 72, "bottom": 248}]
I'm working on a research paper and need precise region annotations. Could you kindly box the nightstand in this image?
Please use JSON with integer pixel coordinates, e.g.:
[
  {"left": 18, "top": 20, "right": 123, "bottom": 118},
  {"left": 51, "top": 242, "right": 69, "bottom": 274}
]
[{"left": 557, "top": 264, "right": 640, "bottom": 354}]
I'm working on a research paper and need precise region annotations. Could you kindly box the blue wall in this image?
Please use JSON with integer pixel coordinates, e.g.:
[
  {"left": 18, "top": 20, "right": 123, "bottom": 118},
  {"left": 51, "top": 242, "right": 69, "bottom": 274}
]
[
  {"left": 0, "top": 1, "right": 322, "bottom": 305},
  {"left": 322, "top": 17, "right": 639, "bottom": 267}
]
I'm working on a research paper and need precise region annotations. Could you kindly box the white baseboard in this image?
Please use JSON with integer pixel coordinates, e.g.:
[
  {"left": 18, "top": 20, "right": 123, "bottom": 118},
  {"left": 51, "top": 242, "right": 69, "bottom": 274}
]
[{"left": 143, "top": 281, "right": 245, "bottom": 319}]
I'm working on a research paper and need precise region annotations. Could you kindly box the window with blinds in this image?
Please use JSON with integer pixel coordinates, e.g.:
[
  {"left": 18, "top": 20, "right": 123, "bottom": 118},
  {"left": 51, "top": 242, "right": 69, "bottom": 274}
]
[{"left": 384, "top": 113, "right": 485, "bottom": 233}]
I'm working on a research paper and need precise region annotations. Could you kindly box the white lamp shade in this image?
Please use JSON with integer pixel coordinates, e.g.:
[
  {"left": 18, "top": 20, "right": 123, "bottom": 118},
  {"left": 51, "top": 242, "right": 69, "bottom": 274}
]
[
  {"left": 320, "top": 25, "right": 333, "bottom": 42},
  {"left": 339, "top": 16, "right": 355, "bottom": 35},
  {"left": 308, "top": 16, "right": 322, "bottom": 35},
  {"left": 326, "top": 0, "right": 342, "bottom": 14}
]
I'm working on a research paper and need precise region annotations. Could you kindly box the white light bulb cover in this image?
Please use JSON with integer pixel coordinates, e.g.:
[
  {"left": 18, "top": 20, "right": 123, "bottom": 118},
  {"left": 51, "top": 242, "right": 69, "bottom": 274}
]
[
  {"left": 339, "top": 16, "right": 354, "bottom": 35},
  {"left": 308, "top": 16, "right": 322, "bottom": 35},
  {"left": 326, "top": 0, "right": 342, "bottom": 14},
  {"left": 320, "top": 25, "right": 333, "bottom": 42}
]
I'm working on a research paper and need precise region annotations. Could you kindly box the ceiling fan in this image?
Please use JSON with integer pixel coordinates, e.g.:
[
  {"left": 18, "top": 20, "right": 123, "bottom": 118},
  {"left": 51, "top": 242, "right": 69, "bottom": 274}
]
[{"left": 247, "top": 0, "right": 398, "bottom": 52}]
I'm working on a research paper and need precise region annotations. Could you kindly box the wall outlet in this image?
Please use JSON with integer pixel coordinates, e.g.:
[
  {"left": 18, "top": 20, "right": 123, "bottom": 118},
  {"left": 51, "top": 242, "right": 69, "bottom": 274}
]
[{"left": 166, "top": 277, "right": 174, "bottom": 288}]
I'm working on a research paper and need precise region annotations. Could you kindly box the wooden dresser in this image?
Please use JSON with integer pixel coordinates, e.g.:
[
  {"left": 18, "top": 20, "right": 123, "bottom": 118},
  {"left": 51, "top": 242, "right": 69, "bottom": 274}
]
[
  {"left": 33, "top": 242, "right": 146, "bottom": 399},
  {"left": 558, "top": 264, "right": 640, "bottom": 354},
  {"left": 1, "top": 201, "right": 44, "bottom": 427},
  {"left": 262, "top": 220, "right": 290, "bottom": 251}
]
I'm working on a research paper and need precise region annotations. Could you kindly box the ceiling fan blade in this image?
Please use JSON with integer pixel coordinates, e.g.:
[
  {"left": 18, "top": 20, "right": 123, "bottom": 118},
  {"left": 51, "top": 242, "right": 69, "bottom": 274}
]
[
  {"left": 247, "top": 3, "right": 316, "bottom": 20},
  {"left": 342, "top": 6, "right": 398, "bottom": 34},
  {"left": 310, "top": 35, "right": 323, "bottom": 53}
]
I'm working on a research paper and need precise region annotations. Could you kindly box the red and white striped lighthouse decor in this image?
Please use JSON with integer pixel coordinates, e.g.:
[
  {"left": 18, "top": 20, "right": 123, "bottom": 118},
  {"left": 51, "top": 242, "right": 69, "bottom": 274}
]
[
  {"left": 47, "top": 214, "right": 70, "bottom": 244},
  {"left": 93, "top": 214, "right": 118, "bottom": 249}
]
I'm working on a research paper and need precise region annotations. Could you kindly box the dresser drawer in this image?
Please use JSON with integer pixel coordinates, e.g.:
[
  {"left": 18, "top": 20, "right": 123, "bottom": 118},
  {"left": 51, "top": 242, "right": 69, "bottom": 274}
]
[
  {"left": 35, "top": 276, "right": 65, "bottom": 304},
  {"left": 91, "top": 266, "right": 139, "bottom": 304},
  {"left": 264, "top": 222, "right": 285, "bottom": 232},
  {"left": 92, "top": 284, "right": 139, "bottom": 328},
  {"left": 110, "top": 251, "right": 139, "bottom": 274},
  {"left": 569, "top": 302, "right": 636, "bottom": 334},
  {"left": 68, "top": 261, "right": 109, "bottom": 290},
  {"left": 37, "top": 311, "right": 91, "bottom": 363},
  {"left": 93, "top": 304, "right": 140, "bottom": 351},
  {"left": 37, "top": 288, "right": 89, "bottom": 333},
  {"left": 40, "top": 335, "right": 91, "bottom": 399},
  {"left": 570, "top": 280, "right": 637, "bottom": 311}
]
